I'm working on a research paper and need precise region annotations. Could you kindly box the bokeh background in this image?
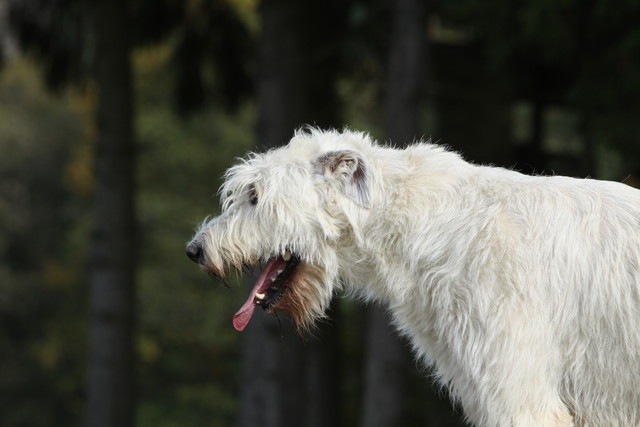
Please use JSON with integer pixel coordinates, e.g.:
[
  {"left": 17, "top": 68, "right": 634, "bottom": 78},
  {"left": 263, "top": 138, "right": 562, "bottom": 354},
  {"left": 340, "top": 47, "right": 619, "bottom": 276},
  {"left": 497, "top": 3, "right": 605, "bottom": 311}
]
[{"left": 2, "top": 0, "right": 640, "bottom": 426}]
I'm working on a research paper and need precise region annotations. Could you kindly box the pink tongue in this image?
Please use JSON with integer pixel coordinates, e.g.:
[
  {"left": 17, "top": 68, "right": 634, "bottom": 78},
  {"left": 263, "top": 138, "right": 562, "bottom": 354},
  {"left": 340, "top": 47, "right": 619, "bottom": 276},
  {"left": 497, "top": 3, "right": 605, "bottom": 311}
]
[{"left": 233, "top": 257, "right": 285, "bottom": 331}]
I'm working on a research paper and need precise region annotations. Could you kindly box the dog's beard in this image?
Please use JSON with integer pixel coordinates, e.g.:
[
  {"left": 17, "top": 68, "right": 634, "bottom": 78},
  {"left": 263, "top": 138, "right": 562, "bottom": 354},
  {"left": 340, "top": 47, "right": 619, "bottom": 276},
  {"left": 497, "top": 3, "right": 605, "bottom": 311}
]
[{"left": 232, "top": 250, "right": 329, "bottom": 333}]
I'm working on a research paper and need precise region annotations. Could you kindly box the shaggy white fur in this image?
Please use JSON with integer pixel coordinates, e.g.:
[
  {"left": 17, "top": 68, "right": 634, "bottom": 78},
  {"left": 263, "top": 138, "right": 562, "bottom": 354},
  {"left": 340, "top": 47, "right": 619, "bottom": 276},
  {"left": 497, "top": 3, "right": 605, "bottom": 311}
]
[{"left": 187, "top": 129, "right": 640, "bottom": 426}]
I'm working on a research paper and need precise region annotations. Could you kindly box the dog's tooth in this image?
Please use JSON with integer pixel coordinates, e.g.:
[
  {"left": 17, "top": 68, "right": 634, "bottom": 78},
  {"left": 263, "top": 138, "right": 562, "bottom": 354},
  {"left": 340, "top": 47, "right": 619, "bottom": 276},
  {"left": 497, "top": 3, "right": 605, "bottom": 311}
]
[
  {"left": 283, "top": 251, "right": 292, "bottom": 261},
  {"left": 256, "top": 292, "right": 266, "bottom": 300},
  {"left": 271, "top": 277, "right": 276, "bottom": 282},
  {"left": 277, "top": 269, "right": 284, "bottom": 274}
]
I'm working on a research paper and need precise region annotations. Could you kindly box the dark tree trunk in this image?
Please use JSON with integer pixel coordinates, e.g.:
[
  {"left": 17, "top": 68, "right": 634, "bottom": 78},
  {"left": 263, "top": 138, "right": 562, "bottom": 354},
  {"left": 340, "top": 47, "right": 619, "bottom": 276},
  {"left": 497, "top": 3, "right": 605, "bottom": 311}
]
[
  {"left": 360, "top": 307, "right": 410, "bottom": 427},
  {"left": 238, "top": 0, "right": 349, "bottom": 426},
  {"left": 86, "top": 0, "right": 136, "bottom": 426},
  {"left": 385, "top": 0, "right": 428, "bottom": 144},
  {"left": 237, "top": 0, "right": 350, "bottom": 424},
  {"left": 237, "top": 1, "right": 306, "bottom": 427},
  {"left": 305, "top": 303, "right": 344, "bottom": 427},
  {"left": 255, "top": 0, "right": 307, "bottom": 151},
  {"left": 361, "top": 1, "right": 427, "bottom": 426}
]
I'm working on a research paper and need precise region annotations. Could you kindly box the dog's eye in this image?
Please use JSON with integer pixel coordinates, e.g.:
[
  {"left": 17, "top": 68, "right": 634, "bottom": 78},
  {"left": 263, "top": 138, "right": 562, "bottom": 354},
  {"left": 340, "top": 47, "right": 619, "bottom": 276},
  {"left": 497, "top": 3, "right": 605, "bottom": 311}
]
[{"left": 248, "top": 185, "right": 258, "bottom": 206}]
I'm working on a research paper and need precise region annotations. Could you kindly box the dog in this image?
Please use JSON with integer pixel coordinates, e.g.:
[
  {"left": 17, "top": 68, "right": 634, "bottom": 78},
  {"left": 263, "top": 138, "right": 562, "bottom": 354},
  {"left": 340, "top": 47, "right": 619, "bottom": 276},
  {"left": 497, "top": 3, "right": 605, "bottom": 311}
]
[{"left": 186, "top": 128, "right": 640, "bottom": 426}]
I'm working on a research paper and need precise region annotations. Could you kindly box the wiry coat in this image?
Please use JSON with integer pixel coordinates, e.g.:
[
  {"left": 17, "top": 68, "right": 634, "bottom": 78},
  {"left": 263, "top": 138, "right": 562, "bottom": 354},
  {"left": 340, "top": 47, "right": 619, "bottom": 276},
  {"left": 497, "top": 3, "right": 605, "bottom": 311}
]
[{"left": 188, "top": 129, "right": 640, "bottom": 426}]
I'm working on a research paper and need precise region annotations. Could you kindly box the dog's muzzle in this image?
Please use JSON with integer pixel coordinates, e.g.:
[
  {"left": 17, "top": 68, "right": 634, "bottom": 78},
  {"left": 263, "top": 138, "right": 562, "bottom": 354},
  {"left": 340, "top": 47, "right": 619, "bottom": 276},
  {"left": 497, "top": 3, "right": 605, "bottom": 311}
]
[{"left": 185, "top": 242, "right": 204, "bottom": 264}]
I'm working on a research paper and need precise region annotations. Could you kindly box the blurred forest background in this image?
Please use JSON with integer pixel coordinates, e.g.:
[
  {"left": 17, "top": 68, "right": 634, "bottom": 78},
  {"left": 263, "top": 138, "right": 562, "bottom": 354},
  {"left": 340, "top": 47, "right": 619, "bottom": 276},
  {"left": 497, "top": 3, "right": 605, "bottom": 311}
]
[{"left": 2, "top": 0, "right": 640, "bottom": 426}]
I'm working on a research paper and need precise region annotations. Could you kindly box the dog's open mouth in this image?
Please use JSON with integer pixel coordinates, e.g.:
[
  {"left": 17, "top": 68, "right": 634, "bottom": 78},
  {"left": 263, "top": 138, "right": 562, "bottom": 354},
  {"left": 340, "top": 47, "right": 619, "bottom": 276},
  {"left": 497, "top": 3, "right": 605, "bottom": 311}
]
[{"left": 233, "top": 250, "right": 299, "bottom": 331}]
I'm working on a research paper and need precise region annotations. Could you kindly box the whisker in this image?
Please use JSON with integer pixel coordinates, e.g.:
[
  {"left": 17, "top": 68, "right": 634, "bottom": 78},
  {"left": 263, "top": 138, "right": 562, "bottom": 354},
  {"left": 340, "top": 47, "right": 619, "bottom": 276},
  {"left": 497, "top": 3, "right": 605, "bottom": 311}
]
[
  {"left": 242, "top": 263, "right": 256, "bottom": 277},
  {"left": 274, "top": 312, "right": 284, "bottom": 339},
  {"left": 208, "top": 271, "right": 231, "bottom": 288}
]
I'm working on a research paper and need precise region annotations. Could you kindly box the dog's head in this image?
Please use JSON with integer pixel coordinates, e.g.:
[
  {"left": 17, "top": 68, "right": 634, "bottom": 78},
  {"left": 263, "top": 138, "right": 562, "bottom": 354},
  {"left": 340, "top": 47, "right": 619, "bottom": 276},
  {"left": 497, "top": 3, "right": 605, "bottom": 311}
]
[{"left": 186, "top": 129, "right": 374, "bottom": 332}]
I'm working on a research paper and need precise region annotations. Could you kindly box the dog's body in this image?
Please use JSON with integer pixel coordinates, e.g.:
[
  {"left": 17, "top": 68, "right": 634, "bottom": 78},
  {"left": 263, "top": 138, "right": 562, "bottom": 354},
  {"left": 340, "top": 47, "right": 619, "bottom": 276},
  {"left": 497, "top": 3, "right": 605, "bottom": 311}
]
[{"left": 187, "top": 129, "right": 640, "bottom": 426}]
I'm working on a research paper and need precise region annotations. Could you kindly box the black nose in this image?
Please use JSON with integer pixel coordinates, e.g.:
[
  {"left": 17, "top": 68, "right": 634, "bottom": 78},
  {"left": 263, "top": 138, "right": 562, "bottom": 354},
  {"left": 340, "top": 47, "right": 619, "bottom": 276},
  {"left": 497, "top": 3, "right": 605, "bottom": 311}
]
[{"left": 185, "top": 242, "right": 203, "bottom": 263}]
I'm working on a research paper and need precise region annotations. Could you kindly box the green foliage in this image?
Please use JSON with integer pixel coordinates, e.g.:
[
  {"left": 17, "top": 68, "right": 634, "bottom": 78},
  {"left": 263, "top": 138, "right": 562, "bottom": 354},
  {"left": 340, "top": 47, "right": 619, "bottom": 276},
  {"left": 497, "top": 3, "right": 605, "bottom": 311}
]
[
  {"left": 10, "top": 0, "right": 254, "bottom": 115},
  {"left": 5, "top": 1, "right": 640, "bottom": 426},
  {"left": 135, "top": 48, "right": 255, "bottom": 427},
  {"left": 0, "top": 47, "right": 256, "bottom": 427},
  {"left": 0, "top": 58, "right": 90, "bottom": 427},
  {"left": 445, "top": 0, "right": 640, "bottom": 167}
]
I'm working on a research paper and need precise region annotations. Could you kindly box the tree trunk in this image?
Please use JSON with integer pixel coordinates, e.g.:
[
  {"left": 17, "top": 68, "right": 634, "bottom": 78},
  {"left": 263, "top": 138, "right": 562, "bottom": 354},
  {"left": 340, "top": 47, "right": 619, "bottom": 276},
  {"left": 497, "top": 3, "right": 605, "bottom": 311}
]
[
  {"left": 255, "top": 0, "right": 306, "bottom": 151},
  {"left": 238, "top": 1, "right": 348, "bottom": 425},
  {"left": 237, "top": 1, "right": 306, "bottom": 427},
  {"left": 360, "top": 307, "right": 410, "bottom": 427},
  {"left": 385, "top": 0, "right": 428, "bottom": 144},
  {"left": 86, "top": 0, "right": 136, "bottom": 426},
  {"left": 361, "top": 1, "right": 427, "bottom": 426},
  {"left": 305, "top": 302, "right": 343, "bottom": 427}
]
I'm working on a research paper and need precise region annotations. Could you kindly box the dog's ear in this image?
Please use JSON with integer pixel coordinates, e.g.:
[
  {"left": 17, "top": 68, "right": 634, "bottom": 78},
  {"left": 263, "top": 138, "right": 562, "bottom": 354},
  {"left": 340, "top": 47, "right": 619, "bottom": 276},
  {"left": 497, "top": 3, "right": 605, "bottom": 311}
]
[{"left": 315, "top": 150, "right": 371, "bottom": 208}]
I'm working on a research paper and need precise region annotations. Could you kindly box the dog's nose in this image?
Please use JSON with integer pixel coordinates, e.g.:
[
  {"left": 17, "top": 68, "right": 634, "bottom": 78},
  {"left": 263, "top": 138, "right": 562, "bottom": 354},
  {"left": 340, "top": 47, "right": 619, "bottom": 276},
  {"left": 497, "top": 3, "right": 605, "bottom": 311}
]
[{"left": 185, "top": 242, "right": 203, "bottom": 263}]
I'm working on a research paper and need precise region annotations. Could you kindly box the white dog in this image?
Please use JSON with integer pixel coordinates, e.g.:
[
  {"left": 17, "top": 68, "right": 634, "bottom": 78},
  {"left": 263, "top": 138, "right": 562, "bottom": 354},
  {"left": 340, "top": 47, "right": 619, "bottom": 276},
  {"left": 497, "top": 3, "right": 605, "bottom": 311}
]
[{"left": 186, "top": 128, "right": 640, "bottom": 426}]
